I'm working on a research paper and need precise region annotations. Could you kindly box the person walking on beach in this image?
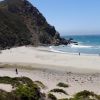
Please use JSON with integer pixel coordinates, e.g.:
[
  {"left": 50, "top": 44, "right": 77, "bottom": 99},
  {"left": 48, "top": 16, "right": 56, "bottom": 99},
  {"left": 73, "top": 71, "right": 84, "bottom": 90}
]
[
  {"left": 79, "top": 52, "right": 80, "bottom": 56},
  {"left": 15, "top": 68, "right": 18, "bottom": 74}
]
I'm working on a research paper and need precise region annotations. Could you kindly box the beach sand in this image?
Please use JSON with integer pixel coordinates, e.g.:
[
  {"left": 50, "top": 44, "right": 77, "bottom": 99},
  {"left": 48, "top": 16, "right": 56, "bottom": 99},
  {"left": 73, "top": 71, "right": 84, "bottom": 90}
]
[
  {"left": 0, "top": 46, "right": 100, "bottom": 72},
  {"left": 0, "top": 46, "right": 100, "bottom": 99},
  {"left": 0, "top": 68, "right": 100, "bottom": 99}
]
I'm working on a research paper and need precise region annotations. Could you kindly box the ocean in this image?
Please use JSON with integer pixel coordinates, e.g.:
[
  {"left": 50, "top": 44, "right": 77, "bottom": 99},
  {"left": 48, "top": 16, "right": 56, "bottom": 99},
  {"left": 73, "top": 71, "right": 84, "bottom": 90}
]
[{"left": 50, "top": 35, "right": 100, "bottom": 55}]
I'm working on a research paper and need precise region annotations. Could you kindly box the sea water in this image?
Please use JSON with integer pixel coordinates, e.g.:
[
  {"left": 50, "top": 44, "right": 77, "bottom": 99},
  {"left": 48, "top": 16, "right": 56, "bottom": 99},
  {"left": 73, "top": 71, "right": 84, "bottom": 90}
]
[{"left": 51, "top": 35, "right": 100, "bottom": 55}]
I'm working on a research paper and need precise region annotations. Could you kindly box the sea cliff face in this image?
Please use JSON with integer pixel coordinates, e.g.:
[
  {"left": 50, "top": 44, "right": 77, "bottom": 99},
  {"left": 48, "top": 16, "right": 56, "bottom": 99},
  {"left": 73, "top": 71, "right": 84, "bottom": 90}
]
[{"left": 0, "top": 0, "right": 68, "bottom": 49}]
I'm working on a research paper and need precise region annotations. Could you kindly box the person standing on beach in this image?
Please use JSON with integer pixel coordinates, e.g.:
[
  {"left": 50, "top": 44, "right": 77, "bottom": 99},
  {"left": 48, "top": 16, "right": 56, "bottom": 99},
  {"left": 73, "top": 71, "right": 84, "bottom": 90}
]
[{"left": 15, "top": 68, "right": 18, "bottom": 74}]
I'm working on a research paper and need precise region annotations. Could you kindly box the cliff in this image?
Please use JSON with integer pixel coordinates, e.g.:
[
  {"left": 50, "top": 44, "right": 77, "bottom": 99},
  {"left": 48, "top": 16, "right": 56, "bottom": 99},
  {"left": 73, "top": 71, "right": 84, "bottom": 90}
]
[{"left": 0, "top": 0, "right": 68, "bottom": 49}]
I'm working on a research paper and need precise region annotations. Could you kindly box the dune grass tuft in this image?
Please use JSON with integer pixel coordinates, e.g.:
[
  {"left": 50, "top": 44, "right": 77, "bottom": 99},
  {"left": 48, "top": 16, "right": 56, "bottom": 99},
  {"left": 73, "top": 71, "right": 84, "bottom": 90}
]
[
  {"left": 34, "top": 81, "right": 47, "bottom": 89},
  {"left": 50, "top": 88, "right": 68, "bottom": 95},
  {"left": 48, "top": 93, "right": 57, "bottom": 100},
  {"left": 57, "top": 82, "right": 69, "bottom": 88}
]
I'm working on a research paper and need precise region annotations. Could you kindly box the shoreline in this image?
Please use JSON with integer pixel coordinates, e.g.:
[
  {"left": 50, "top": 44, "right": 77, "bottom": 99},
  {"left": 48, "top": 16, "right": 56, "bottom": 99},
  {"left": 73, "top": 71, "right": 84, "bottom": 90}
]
[
  {"left": 0, "top": 46, "right": 100, "bottom": 73},
  {"left": 49, "top": 46, "right": 100, "bottom": 56}
]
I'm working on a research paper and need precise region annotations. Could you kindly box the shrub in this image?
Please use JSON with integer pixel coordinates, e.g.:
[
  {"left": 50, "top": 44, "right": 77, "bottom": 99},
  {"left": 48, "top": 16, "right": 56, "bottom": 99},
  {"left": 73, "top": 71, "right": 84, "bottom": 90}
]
[
  {"left": 0, "top": 76, "right": 12, "bottom": 84},
  {"left": 34, "top": 81, "right": 47, "bottom": 89},
  {"left": 0, "top": 76, "right": 34, "bottom": 87},
  {"left": 57, "top": 82, "right": 69, "bottom": 88},
  {"left": 48, "top": 93, "right": 57, "bottom": 100},
  {"left": 0, "top": 90, "right": 15, "bottom": 100},
  {"left": 72, "top": 90, "right": 100, "bottom": 100},
  {"left": 59, "top": 98, "right": 68, "bottom": 100},
  {"left": 50, "top": 88, "right": 68, "bottom": 95},
  {"left": 14, "top": 84, "right": 41, "bottom": 100},
  {"left": 0, "top": 76, "right": 43, "bottom": 100}
]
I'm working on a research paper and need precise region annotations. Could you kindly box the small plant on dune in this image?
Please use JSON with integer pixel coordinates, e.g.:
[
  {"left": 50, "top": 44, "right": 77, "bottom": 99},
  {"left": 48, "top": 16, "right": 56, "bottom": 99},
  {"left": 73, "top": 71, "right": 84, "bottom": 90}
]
[
  {"left": 57, "top": 82, "right": 69, "bottom": 88},
  {"left": 14, "top": 84, "right": 41, "bottom": 100},
  {"left": 0, "top": 77, "right": 43, "bottom": 100},
  {"left": 34, "top": 81, "right": 47, "bottom": 89},
  {"left": 0, "top": 76, "right": 12, "bottom": 84},
  {"left": 0, "top": 90, "right": 15, "bottom": 100},
  {"left": 50, "top": 88, "right": 68, "bottom": 95},
  {"left": 0, "top": 76, "right": 34, "bottom": 88},
  {"left": 48, "top": 93, "right": 57, "bottom": 100},
  {"left": 71, "top": 90, "right": 100, "bottom": 100},
  {"left": 59, "top": 98, "right": 69, "bottom": 100}
]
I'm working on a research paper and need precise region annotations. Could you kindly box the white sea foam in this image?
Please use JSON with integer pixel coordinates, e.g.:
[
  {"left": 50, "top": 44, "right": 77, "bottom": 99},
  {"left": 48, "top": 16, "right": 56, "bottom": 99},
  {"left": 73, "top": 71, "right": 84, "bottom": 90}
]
[
  {"left": 70, "top": 44, "right": 93, "bottom": 48},
  {"left": 49, "top": 44, "right": 100, "bottom": 55},
  {"left": 49, "top": 46, "right": 79, "bottom": 55},
  {"left": 49, "top": 46, "right": 66, "bottom": 54},
  {"left": 99, "top": 46, "right": 100, "bottom": 48}
]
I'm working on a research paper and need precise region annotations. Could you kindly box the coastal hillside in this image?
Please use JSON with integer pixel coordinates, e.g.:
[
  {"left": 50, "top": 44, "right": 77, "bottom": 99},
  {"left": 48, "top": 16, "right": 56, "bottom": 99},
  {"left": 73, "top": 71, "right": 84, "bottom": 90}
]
[{"left": 0, "top": 0, "right": 67, "bottom": 49}]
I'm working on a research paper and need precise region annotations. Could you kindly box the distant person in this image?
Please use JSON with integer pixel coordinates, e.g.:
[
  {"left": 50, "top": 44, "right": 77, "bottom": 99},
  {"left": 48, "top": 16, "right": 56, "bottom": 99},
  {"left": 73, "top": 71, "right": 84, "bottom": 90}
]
[
  {"left": 15, "top": 68, "right": 18, "bottom": 74},
  {"left": 79, "top": 52, "right": 80, "bottom": 56}
]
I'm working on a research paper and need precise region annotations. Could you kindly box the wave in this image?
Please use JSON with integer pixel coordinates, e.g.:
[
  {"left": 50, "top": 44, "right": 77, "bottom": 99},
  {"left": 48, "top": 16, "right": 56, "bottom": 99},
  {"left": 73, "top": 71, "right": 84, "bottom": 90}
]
[
  {"left": 69, "top": 44, "right": 100, "bottom": 49},
  {"left": 49, "top": 46, "right": 79, "bottom": 55},
  {"left": 95, "top": 46, "right": 100, "bottom": 49},
  {"left": 49, "top": 46, "right": 66, "bottom": 54},
  {"left": 69, "top": 44, "right": 93, "bottom": 48},
  {"left": 49, "top": 45, "right": 100, "bottom": 56}
]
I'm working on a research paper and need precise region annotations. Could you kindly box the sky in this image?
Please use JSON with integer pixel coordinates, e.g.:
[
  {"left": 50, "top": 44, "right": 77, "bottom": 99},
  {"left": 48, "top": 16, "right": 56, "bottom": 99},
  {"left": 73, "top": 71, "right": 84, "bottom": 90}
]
[
  {"left": 29, "top": 0, "right": 100, "bottom": 35},
  {"left": 0, "top": 0, "right": 100, "bottom": 35}
]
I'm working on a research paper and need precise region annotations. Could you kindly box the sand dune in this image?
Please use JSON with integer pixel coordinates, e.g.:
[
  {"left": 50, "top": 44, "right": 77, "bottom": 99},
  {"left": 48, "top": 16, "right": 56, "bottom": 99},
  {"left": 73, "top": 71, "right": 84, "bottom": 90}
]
[{"left": 0, "top": 68, "right": 100, "bottom": 99}]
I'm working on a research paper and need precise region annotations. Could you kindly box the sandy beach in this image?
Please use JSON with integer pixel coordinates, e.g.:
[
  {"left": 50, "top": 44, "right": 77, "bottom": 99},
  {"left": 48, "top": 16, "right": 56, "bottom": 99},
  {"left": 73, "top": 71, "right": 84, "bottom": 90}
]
[
  {"left": 0, "top": 46, "right": 100, "bottom": 72},
  {"left": 0, "top": 46, "right": 100, "bottom": 99}
]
